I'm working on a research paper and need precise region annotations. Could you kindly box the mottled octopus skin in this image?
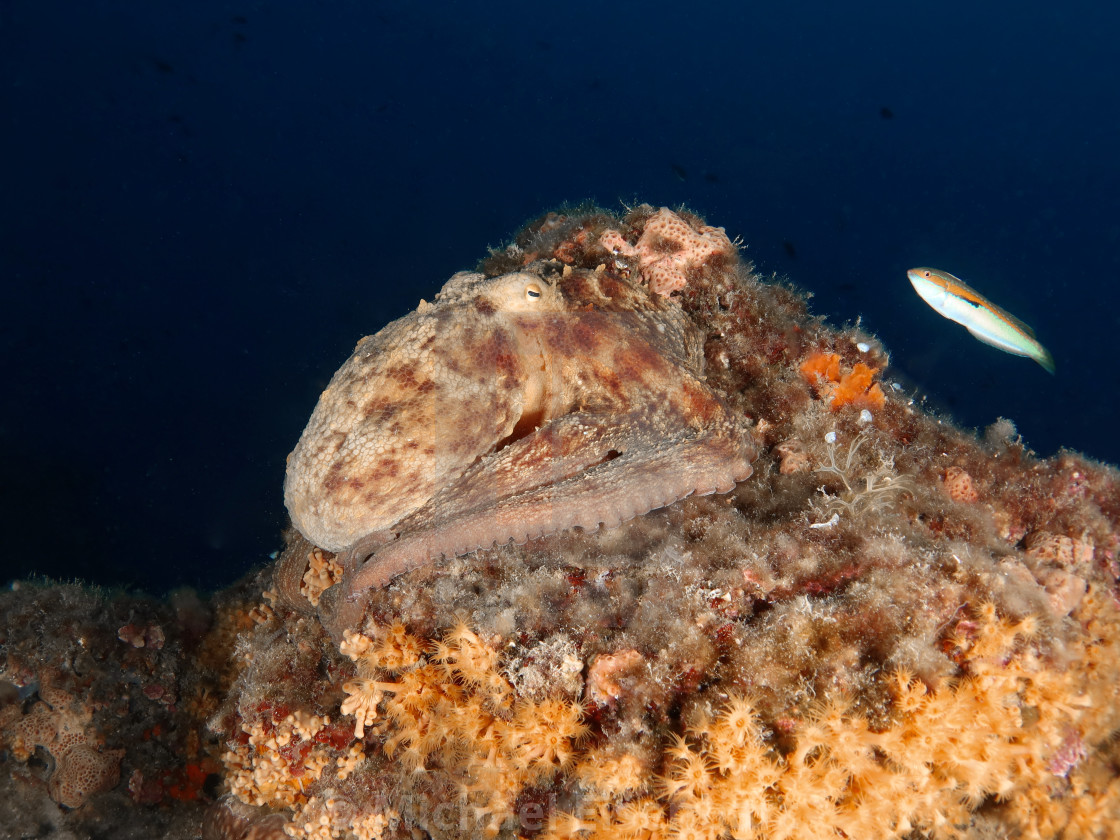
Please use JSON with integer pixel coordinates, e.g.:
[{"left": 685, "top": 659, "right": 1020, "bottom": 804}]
[{"left": 284, "top": 267, "right": 757, "bottom": 609}]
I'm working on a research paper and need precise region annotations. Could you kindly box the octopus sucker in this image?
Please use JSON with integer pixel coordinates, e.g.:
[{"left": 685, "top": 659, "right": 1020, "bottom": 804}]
[{"left": 285, "top": 263, "right": 758, "bottom": 628}]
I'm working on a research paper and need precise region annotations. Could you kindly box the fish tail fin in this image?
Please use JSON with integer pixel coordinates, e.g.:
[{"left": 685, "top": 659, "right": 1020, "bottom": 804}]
[{"left": 1035, "top": 346, "right": 1056, "bottom": 375}]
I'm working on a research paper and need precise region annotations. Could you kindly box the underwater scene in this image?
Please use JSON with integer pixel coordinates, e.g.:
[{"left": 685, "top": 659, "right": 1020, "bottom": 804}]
[{"left": 2, "top": 2, "right": 1119, "bottom": 838}]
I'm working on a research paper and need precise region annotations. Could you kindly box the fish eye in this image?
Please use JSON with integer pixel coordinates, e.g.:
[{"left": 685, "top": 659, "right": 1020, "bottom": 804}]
[
  {"left": 525, "top": 283, "right": 542, "bottom": 301},
  {"left": 923, "top": 270, "right": 931, "bottom": 277}
]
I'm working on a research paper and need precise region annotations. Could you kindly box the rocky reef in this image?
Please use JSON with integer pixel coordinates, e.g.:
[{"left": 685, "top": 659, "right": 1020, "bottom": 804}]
[
  {"left": 0, "top": 579, "right": 251, "bottom": 837},
  {"left": 2, "top": 205, "right": 1119, "bottom": 839}
]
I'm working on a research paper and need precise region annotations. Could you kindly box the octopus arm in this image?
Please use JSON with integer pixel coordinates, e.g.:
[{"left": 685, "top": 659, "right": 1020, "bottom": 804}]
[{"left": 344, "top": 408, "right": 755, "bottom": 599}]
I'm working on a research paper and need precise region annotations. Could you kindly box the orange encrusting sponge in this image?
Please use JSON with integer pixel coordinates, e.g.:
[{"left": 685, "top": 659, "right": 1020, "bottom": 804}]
[{"left": 799, "top": 351, "right": 886, "bottom": 411}]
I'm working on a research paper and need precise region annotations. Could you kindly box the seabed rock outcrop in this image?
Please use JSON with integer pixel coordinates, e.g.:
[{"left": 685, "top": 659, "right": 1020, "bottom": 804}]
[{"left": 3, "top": 205, "right": 1119, "bottom": 839}]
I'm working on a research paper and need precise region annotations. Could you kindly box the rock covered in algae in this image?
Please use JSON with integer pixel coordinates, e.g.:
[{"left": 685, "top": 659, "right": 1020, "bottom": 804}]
[
  {"left": 2, "top": 205, "right": 1118, "bottom": 839},
  {"left": 0, "top": 577, "right": 265, "bottom": 838},
  {"left": 208, "top": 205, "right": 1120, "bottom": 840}
]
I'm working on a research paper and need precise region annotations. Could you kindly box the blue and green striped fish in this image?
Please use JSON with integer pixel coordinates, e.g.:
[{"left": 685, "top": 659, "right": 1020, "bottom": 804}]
[{"left": 907, "top": 267, "right": 1055, "bottom": 375}]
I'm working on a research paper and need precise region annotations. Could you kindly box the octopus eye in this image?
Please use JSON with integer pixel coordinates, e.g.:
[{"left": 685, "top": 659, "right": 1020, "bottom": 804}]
[{"left": 525, "top": 283, "right": 542, "bottom": 301}]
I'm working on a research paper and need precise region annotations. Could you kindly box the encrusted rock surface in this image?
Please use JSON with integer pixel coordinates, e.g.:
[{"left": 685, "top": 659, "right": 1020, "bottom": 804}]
[{"left": 3, "top": 205, "right": 1119, "bottom": 839}]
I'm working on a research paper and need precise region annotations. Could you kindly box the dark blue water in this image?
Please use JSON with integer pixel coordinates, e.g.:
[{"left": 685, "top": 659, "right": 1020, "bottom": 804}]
[{"left": 3, "top": 1, "right": 1117, "bottom": 592}]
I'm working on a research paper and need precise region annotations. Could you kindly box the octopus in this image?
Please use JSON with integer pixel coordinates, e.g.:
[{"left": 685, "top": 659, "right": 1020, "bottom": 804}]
[{"left": 284, "top": 264, "right": 757, "bottom": 617}]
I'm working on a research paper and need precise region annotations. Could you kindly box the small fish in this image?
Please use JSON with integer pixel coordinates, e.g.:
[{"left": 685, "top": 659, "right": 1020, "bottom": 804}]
[{"left": 907, "top": 267, "right": 1055, "bottom": 374}]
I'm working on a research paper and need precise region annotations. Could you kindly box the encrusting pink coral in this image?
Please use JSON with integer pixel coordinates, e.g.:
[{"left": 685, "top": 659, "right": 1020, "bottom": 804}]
[
  {"left": 4, "top": 673, "right": 126, "bottom": 809},
  {"left": 599, "top": 206, "right": 735, "bottom": 295},
  {"left": 48, "top": 743, "right": 126, "bottom": 809},
  {"left": 943, "top": 465, "right": 980, "bottom": 503}
]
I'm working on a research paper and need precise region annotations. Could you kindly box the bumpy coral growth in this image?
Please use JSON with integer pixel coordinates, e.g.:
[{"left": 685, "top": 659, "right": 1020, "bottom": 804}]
[
  {"left": 8, "top": 670, "right": 101, "bottom": 808},
  {"left": 540, "top": 603, "right": 1102, "bottom": 840},
  {"left": 206, "top": 205, "right": 1120, "bottom": 840},
  {"left": 216, "top": 618, "right": 588, "bottom": 838},
  {"left": 1, "top": 580, "right": 253, "bottom": 835},
  {"left": 223, "top": 709, "right": 335, "bottom": 809},
  {"left": 3, "top": 679, "right": 125, "bottom": 808},
  {"left": 49, "top": 743, "right": 125, "bottom": 809},
  {"left": 216, "top": 594, "right": 1120, "bottom": 839},
  {"left": 302, "top": 547, "right": 344, "bottom": 608},
  {"left": 599, "top": 206, "right": 734, "bottom": 295},
  {"left": 340, "top": 623, "right": 586, "bottom": 835},
  {"left": 943, "top": 465, "right": 980, "bottom": 503}
]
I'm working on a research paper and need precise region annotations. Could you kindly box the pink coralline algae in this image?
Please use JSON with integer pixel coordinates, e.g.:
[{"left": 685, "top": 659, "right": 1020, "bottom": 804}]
[
  {"left": 599, "top": 206, "right": 735, "bottom": 296},
  {"left": 4, "top": 671, "right": 124, "bottom": 809}
]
